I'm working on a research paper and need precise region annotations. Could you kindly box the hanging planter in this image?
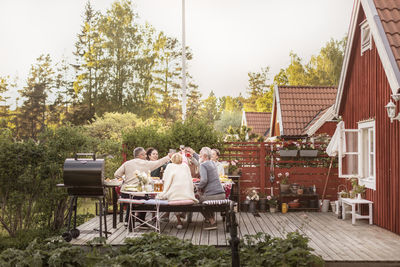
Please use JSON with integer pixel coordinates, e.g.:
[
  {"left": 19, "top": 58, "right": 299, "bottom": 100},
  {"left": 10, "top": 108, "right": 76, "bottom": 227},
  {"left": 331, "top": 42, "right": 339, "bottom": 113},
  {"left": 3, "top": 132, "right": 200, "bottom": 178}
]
[
  {"left": 279, "top": 150, "right": 298, "bottom": 157},
  {"left": 299, "top": 150, "right": 318, "bottom": 157}
]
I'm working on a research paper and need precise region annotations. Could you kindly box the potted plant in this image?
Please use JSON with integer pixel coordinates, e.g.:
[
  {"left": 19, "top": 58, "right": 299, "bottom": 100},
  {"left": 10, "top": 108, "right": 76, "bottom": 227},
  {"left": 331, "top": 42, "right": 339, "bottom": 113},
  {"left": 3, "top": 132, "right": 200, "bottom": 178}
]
[
  {"left": 267, "top": 195, "right": 278, "bottom": 213},
  {"left": 299, "top": 142, "right": 318, "bottom": 157},
  {"left": 259, "top": 192, "right": 268, "bottom": 212},
  {"left": 278, "top": 172, "right": 290, "bottom": 193},
  {"left": 279, "top": 141, "right": 299, "bottom": 157},
  {"left": 246, "top": 188, "right": 259, "bottom": 213},
  {"left": 351, "top": 177, "right": 366, "bottom": 199},
  {"left": 228, "top": 160, "right": 241, "bottom": 175}
]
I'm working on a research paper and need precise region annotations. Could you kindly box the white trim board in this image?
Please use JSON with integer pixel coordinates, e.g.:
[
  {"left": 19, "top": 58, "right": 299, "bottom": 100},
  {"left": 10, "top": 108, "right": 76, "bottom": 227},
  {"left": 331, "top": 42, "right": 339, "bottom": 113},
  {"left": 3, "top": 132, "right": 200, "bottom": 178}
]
[
  {"left": 334, "top": 0, "right": 400, "bottom": 116},
  {"left": 306, "top": 105, "right": 335, "bottom": 136}
]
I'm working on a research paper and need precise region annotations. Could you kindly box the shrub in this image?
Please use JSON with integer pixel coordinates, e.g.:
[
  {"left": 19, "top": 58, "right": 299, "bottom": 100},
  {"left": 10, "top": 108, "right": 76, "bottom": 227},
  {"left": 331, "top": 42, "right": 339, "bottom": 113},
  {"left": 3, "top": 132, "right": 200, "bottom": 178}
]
[
  {"left": 123, "top": 118, "right": 222, "bottom": 157},
  {"left": 240, "top": 231, "right": 324, "bottom": 267}
]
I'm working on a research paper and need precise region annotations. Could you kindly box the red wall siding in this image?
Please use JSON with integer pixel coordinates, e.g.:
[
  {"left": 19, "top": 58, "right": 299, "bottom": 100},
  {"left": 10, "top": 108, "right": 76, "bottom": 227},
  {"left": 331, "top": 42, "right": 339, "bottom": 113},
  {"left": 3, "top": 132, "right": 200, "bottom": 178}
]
[
  {"left": 315, "top": 121, "right": 336, "bottom": 136},
  {"left": 339, "top": 9, "right": 400, "bottom": 234}
]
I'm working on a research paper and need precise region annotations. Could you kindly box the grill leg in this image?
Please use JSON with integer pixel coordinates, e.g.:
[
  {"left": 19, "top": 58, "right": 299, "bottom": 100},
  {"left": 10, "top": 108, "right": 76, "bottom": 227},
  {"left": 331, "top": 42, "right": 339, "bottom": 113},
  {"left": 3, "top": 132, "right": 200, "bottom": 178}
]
[
  {"left": 99, "top": 199, "right": 103, "bottom": 238},
  {"left": 73, "top": 197, "right": 78, "bottom": 229},
  {"left": 66, "top": 197, "right": 75, "bottom": 231},
  {"left": 103, "top": 198, "right": 108, "bottom": 238}
]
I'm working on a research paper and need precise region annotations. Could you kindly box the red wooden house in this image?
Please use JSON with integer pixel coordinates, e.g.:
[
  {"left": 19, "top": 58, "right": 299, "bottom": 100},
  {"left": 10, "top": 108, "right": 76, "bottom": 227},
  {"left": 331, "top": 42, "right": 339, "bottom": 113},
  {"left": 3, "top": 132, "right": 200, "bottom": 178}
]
[
  {"left": 331, "top": 0, "right": 400, "bottom": 235},
  {"left": 269, "top": 85, "right": 337, "bottom": 139}
]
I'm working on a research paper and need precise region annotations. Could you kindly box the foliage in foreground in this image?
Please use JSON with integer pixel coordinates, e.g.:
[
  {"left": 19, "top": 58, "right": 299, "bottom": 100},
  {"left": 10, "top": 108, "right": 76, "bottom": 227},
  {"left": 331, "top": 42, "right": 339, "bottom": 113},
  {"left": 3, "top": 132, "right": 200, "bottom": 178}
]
[
  {"left": 240, "top": 232, "right": 324, "bottom": 267},
  {"left": 0, "top": 232, "right": 323, "bottom": 267}
]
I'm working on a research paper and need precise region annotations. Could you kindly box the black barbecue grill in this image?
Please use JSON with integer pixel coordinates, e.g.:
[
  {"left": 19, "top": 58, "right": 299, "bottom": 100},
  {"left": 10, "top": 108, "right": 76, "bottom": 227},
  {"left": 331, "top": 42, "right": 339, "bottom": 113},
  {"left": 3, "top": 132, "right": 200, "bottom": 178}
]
[{"left": 59, "top": 153, "right": 108, "bottom": 242}]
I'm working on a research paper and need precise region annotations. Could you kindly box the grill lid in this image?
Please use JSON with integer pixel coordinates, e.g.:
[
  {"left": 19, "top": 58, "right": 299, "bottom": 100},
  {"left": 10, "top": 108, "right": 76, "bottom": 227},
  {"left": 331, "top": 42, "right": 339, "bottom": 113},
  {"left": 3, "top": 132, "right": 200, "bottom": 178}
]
[{"left": 63, "top": 153, "right": 105, "bottom": 188}]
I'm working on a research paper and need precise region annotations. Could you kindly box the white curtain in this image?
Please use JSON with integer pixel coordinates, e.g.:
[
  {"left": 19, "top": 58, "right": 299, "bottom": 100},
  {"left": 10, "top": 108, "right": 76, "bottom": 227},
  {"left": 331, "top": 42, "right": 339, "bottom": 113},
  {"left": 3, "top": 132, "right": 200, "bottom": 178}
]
[{"left": 326, "top": 121, "right": 345, "bottom": 157}]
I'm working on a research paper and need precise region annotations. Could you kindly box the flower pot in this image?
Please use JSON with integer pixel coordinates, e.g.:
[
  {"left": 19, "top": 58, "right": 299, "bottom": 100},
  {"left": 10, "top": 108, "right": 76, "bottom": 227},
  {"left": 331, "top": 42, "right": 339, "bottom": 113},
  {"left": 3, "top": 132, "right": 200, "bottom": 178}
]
[
  {"left": 357, "top": 193, "right": 362, "bottom": 200},
  {"left": 280, "top": 184, "right": 290, "bottom": 193},
  {"left": 299, "top": 150, "right": 318, "bottom": 157},
  {"left": 279, "top": 150, "right": 298, "bottom": 157},
  {"left": 259, "top": 198, "right": 267, "bottom": 212},
  {"left": 269, "top": 206, "right": 276, "bottom": 213},
  {"left": 249, "top": 200, "right": 258, "bottom": 213}
]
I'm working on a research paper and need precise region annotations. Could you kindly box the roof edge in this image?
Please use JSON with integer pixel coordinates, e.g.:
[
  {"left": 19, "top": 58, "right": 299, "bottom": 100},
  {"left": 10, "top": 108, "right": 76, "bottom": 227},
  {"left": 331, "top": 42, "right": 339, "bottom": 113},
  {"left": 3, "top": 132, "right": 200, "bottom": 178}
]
[
  {"left": 274, "top": 85, "right": 284, "bottom": 136},
  {"left": 334, "top": 0, "right": 400, "bottom": 115},
  {"left": 306, "top": 105, "right": 335, "bottom": 136}
]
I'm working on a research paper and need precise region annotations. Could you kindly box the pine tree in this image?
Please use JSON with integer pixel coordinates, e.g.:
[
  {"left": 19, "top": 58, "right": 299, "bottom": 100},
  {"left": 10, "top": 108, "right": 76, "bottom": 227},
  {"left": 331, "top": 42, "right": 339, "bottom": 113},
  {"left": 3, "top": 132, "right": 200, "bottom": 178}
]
[{"left": 17, "top": 54, "right": 54, "bottom": 139}]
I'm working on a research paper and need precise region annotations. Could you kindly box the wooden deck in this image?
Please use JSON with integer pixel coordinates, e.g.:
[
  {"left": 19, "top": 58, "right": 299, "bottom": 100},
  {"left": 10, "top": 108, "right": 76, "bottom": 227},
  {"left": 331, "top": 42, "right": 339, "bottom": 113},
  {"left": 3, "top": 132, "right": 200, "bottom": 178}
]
[{"left": 70, "top": 212, "right": 400, "bottom": 262}]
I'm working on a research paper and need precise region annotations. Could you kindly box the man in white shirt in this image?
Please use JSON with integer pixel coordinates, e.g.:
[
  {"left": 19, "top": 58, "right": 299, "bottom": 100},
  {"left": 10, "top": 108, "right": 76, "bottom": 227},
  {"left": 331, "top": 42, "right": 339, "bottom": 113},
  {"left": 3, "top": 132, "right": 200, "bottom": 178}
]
[{"left": 115, "top": 147, "right": 171, "bottom": 227}]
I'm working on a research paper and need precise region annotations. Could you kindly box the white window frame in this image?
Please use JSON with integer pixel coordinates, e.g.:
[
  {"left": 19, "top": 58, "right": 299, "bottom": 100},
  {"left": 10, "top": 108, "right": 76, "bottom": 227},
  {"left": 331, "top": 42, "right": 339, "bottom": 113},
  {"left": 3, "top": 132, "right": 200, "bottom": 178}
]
[
  {"left": 358, "top": 120, "right": 376, "bottom": 190},
  {"left": 360, "top": 20, "right": 372, "bottom": 55},
  {"left": 338, "top": 129, "right": 360, "bottom": 178}
]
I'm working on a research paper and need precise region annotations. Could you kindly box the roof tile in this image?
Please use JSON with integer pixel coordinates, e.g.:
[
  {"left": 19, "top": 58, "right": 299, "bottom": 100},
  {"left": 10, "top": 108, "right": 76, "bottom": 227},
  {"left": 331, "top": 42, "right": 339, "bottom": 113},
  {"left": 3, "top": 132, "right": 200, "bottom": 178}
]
[
  {"left": 244, "top": 112, "right": 271, "bottom": 137},
  {"left": 278, "top": 86, "right": 337, "bottom": 136},
  {"left": 374, "top": 0, "right": 400, "bottom": 70}
]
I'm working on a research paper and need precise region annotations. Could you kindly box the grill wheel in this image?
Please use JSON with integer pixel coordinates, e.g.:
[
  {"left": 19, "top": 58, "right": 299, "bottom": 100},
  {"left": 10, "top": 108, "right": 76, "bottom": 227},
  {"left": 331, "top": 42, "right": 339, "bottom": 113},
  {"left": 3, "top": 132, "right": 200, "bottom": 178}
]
[
  {"left": 70, "top": 229, "right": 80, "bottom": 238},
  {"left": 62, "top": 232, "right": 72, "bottom": 242}
]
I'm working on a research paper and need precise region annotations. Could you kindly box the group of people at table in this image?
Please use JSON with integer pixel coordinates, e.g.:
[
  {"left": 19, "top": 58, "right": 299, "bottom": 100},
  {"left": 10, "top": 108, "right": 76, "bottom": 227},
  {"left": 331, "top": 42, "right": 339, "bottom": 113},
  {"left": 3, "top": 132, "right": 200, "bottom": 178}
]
[{"left": 114, "top": 146, "right": 226, "bottom": 230}]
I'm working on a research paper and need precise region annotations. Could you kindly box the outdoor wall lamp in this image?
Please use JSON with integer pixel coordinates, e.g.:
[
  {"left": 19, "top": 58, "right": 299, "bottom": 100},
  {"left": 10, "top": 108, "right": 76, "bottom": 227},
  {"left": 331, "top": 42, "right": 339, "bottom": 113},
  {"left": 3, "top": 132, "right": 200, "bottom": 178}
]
[{"left": 385, "top": 94, "right": 400, "bottom": 122}]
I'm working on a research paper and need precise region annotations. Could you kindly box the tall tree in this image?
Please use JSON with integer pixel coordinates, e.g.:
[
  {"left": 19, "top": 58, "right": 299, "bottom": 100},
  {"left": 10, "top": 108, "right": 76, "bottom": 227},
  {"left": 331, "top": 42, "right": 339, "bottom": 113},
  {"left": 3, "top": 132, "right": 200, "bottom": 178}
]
[
  {"left": 17, "top": 54, "right": 54, "bottom": 139},
  {"left": 274, "top": 37, "right": 346, "bottom": 87},
  {"left": 73, "top": 1, "right": 103, "bottom": 119},
  {"left": 98, "top": 0, "right": 142, "bottom": 112},
  {"left": 200, "top": 91, "right": 219, "bottom": 123},
  {"left": 243, "top": 67, "right": 271, "bottom": 112},
  {"left": 218, "top": 96, "right": 243, "bottom": 113}
]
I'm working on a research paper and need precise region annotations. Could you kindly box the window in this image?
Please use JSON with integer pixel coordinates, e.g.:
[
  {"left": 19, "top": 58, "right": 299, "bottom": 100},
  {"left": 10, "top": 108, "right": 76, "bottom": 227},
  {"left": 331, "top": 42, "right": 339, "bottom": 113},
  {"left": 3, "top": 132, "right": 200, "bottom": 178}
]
[
  {"left": 361, "top": 20, "right": 372, "bottom": 55},
  {"left": 358, "top": 121, "right": 376, "bottom": 190},
  {"left": 338, "top": 120, "right": 376, "bottom": 190},
  {"left": 338, "top": 129, "right": 359, "bottom": 178}
]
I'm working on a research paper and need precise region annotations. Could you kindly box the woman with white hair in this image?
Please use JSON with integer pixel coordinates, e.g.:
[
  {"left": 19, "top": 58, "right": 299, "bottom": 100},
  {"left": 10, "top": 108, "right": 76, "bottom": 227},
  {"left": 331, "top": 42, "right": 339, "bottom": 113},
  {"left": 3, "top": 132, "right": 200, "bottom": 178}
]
[
  {"left": 158, "top": 153, "right": 198, "bottom": 229},
  {"left": 196, "top": 147, "right": 225, "bottom": 230}
]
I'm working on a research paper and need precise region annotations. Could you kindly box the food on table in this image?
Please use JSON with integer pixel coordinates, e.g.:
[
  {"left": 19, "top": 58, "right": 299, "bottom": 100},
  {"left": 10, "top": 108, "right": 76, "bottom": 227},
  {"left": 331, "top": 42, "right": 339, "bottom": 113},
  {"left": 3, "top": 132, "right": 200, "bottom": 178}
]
[{"left": 220, "top": 177, "right": 233, "bottom": 183}]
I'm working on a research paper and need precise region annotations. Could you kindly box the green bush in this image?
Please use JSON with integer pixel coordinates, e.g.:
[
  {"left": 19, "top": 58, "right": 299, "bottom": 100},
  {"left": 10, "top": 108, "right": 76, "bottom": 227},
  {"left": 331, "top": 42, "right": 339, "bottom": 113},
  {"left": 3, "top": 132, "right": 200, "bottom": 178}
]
[
  {"left": 123, "top": 118, "right": 223, "bottom": 158},
  {"left": 0, "top": 125, "right": 98, "bottom": 237},
  {"left": 240, "top": 231, "right": 324, "bottom": 267},
  {"left": 0, "top": 232, "right": 323, "bottom": 266}
]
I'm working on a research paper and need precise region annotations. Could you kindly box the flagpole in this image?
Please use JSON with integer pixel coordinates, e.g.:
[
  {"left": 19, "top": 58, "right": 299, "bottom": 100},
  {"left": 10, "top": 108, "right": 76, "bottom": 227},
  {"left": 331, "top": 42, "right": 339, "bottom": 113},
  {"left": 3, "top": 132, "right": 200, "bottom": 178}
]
[{"left": 181, "top": 0, "right": 187, "bottom": 121}]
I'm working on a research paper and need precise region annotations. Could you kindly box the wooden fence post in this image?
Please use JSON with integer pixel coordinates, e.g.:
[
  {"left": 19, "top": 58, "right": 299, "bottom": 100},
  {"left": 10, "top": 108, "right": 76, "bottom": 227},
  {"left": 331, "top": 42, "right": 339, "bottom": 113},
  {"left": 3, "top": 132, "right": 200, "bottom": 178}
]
[{"left": 259, "top": 142, "right": 266, "bottom": 194}]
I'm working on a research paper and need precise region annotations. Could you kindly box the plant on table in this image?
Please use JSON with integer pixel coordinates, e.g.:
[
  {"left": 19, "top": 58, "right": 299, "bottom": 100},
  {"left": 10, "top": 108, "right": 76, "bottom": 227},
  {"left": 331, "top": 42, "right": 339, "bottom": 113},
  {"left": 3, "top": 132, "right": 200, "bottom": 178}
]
[
  {"left": 228, "top": 159, "right": 241, "bottom": 175},
  {"left": 350, "top": 177, "right": 365, "bottom": 198},
  {"left": 135, "top": 170, "right": 152, "bottom": 191},
  {"left": 266, "top": 195, "right": 278, "bottom": 208}
]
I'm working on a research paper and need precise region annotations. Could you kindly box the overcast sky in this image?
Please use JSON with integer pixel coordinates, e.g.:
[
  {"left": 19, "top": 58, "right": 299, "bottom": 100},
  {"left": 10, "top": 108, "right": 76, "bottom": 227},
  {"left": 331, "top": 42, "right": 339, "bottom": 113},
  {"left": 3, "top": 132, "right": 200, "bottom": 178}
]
[{"left": 0, "top": 0, "right": 354, "bottom": 105}]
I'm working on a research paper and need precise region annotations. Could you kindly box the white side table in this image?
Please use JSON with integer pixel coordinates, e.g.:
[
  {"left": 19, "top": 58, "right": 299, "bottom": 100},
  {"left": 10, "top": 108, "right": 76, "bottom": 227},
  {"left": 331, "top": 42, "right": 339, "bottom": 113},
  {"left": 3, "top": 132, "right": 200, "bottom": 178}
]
[{"left": 341, "top": 198, "right": 373, "bottom": 225}]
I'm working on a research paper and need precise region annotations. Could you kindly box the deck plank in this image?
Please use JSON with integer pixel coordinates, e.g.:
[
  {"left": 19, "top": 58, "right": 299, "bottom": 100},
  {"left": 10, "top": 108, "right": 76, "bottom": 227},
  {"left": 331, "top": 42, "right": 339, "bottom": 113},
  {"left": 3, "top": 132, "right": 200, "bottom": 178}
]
[
  {"left": 308, "top": 213, "right": 377, "bottom": 260},
  {"left": 267, "top": 213, "right": 333, "bottom": 261},
  {"left": 68, "top": 212, "right": 400, "bottom": 263}
]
